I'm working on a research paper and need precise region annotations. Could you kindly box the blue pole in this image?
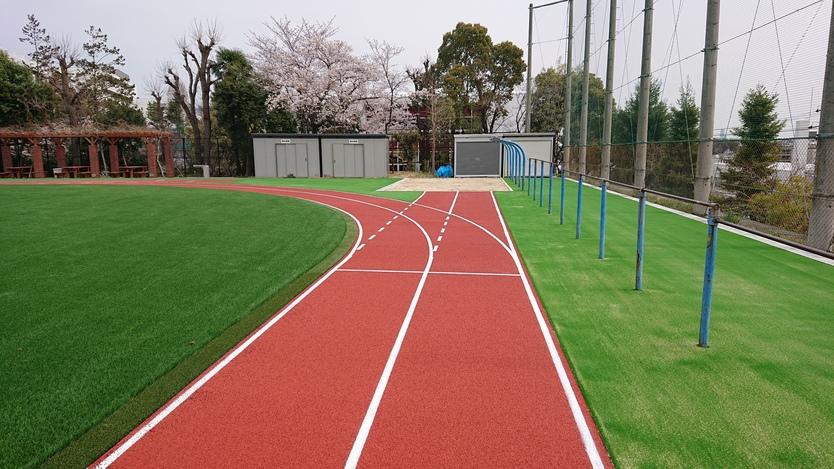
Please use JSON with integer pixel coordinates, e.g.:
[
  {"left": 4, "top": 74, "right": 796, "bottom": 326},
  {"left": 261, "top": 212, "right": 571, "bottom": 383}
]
[
  {"left": 532, "top": 160, "right": 537, "bottom": 200},
  {"left": 539, "top": 161, "right": 544, "bottom": 208},
  {"left": 575, "top": 174, "right": 584, "bottom": 239},
  {"left": 559, "top": 167, "right": 566, "bottom": 225},
  {"left": 698, "top": 209, "right": 719, "bottom": 348},
  {"left": 526, "top": 158, "right": 531, "bottom": 195},
  {"left": 635, "top": 190, "right": 647, "bottom": 290},
  {"left": 547, "top": 162, "right": 553, "bottom": 214},
  {"left": 599, "top": 180, "right": 607, "bottom": 259}
]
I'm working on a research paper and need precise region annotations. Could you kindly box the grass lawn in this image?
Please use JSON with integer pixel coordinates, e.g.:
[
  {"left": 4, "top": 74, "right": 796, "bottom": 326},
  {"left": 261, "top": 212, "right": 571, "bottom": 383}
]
[
  {"left": 0, "top": 185, "right": 353, "bottom": 468},
  {"left": 236, "top": 177, "right": 421, "bottom": 202},
  {"left": 497, "top": 179, "right": 834, "bottom": 468}
]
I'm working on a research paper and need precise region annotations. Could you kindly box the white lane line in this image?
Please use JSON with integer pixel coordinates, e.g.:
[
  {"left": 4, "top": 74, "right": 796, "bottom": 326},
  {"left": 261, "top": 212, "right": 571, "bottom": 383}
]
[
  {"left": 489, "top": 192, "right": 605, "bottom": 469},
  {"left": 96, "top": 201, "right": 366, "bottom": 469},
  {"left": 440, "top": 228, "right": 446, "bottom": 234},
  {"left": 393, "top": 215, "right": 399, "bottom": 220},
  {"left": 443, "top": 221, "right": 448, "bottom": 227},
  {"left": 386, "top": 220, "right": 392, "bottom": 226},
  {"left": 433, "top": 245, "right": 439, "bottom": 252},
  {"left": 368, "top": 234, "right": 376, "bottom": 241},
  {"left": 356, "top": 244, "right": 366, "bottom": 251},
  {"left": 338, "top": 268, "right": 521, "bottom": 277},
  {"left": 445, "top": 216, "right": 450, "bottom": 221},
  {"left": 448, "top": 191, "right": 460, "bottom": 214},
  {"left": 378, "top": 227, "right": 385, "bottom": 233},
  {"left": 436, "top": 235, "right": 443, "bottom": 242},
  {"left": 345, "top": 206, "right": 434, "bottom": 469}
]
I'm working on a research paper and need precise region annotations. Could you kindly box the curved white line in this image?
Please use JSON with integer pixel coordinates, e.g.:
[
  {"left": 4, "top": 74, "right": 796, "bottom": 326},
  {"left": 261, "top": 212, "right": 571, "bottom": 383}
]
[
  {"left": 489, "top": 192, "right": 605, "bottom": 469},
  {"left": 95, "top": 199, "right": 365, "bottom": 468}
]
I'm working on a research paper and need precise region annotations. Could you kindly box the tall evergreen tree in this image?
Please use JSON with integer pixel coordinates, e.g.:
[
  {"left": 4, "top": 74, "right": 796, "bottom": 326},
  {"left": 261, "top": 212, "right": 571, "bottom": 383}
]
[
  {"left": 654, "top": 85, "right": 699, "bottom": 196},
  {"left": 0, "top": 50, "right": 57, "bottom": 126},
  {"left": 78, "top": 26, "right": 136, "bottom": 122},
  {"left": 722, "top": 84, "right": 785, "bottom": 201},
  {"left": 612, "top": 79, "right": 670, "bottom": 145}
]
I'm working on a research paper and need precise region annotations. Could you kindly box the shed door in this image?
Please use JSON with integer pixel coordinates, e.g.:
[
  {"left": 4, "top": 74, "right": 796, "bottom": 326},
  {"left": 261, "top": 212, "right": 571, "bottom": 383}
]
[
  {"left": 276, "top": 144, "right": 309, "bottom": 177},
  {"left": 455, "top": 141, "right": 501, "bottom": 177},
  {"left": 332, "top": 144, "right": 365, "bottom": 177}
]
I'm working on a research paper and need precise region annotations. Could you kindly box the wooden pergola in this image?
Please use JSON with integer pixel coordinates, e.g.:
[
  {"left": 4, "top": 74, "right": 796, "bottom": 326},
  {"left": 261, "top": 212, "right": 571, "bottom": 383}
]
[{"left": 0, "top": 128, "right": 175, "bottom": 178}]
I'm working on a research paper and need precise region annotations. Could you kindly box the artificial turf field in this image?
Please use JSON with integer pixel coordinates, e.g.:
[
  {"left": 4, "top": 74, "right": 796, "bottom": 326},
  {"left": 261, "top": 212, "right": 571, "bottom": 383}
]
[
  {"left": 0, "top": 185, "right": 353, "bottom": 468},
  {"left": 2, "top": 178, "right": 833, "bottom": 467},
  {"left": 496, "top": 179, "right": 834, "bottom": 467}
]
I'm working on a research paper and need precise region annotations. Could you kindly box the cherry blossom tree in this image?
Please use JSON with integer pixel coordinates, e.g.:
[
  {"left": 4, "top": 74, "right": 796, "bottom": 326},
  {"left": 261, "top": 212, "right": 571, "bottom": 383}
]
[
  {"left": 250, "top": 18, "right": 414, "bottom": 134},
  {"left": 364, "top": 39, "right": 412, "bottom": 133}
]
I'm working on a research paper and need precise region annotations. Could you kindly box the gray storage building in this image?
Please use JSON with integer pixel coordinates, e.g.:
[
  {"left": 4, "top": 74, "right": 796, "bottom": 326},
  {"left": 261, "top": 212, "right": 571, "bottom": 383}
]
[
  {"left": 252, "top": 134, "right": 389, "bottom": 178},
  {"left": 453, "top": 133, "right": 555, "bottom": 177}
]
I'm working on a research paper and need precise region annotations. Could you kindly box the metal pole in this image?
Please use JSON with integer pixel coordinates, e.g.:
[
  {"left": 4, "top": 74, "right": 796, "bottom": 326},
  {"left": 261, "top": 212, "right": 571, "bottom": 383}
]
[
  {"left": 599, "top": 180, "right": 608, "bottom": 259},
  {"left": 563, "top": 0, "right": 574, "bottom": 173},
  {"left": 635, "top": 189, "right": 647, "bottom": 290},
  {"left": 548, "top": 162, "right": 554, "bottom": 214},
  {"left": 601, "top": 0, "right": 618, "bottom": 180},
  {"left": 527, "top": 158, "right": 532, "bottom": 195},
  {"left": 526, "top": 3, "right": 534, "bottom": 132},
  {"left": 694, "top": 0, "right": 721, "bottom": 210},
  {"left": 533, "top": 160, "right": 538, "bottom": 200},
  {"left": 539, "top": 160, "right": 545, "bottom": 207},
  {"left": 560, "top": 168, "right": 566, "bottom": 224},
  {"left": 698, "top": 208, "right": 719, "bottom": 347},
  {"left": 578, "top": 0, "right": 592, "bottom": 175},
  {"left": 576, "top": 174, "right": 584, "bottom": 238},
  {"left": 808, "top": 1, "right": 834, "bottom": 250},
  {"left": 633, "top": 0, "right": 654, "bottom": 187}
]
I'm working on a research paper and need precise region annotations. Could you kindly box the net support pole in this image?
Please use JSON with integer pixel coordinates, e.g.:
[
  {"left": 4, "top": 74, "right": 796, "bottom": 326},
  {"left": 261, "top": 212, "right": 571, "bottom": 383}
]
[
  {"left": 600, "top": 0, "right": 617, "bottom": 180},
  {"left": 599, "top": 180, "right": 608, "bottom": 259},
  {"left": 635, "top": 189, "right": 647, "bottom": 290},
  {"left": 698, "top": 208, "right": 719, "bottom": 347},
  {"left": 694, "top": 0, "right": 721, "bottom": 211},
  {"left": 560, "top": 168, "right": 566, "bottom": 224},
  {"left": 548, "top": 162, "right": 554, "bottom": 214},
  {"left": 533, "top": 160, "right": 538, "bottom": 200},
  {"left": 563, "top": 0, "right": 574, "bottom": 174},
  {"left": 578, "top": 0, "right": 592, "bottom": 175},
  {"left": 526, "top": 3, "right": 534, "bottom": 133},
  {"left": 633, "top": 0, "right": 653, "bottom": 187},
  {"left": 576, "top": 174, "right": 584, "bottom": 239},
  {"left": 539, "top": 160, "right": 545, "bottom": 207}
]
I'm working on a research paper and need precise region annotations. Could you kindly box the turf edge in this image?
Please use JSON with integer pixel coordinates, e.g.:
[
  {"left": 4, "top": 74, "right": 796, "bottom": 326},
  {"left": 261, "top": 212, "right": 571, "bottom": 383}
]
[{"left": 39, "top": 212, "right": 357, "bottom": 468}]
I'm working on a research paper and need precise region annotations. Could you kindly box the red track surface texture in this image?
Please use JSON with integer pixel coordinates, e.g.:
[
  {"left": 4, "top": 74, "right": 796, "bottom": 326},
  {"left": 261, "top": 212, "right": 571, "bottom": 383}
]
[{"left": 67, "top": 181, "right": 612, "bottom": 468}]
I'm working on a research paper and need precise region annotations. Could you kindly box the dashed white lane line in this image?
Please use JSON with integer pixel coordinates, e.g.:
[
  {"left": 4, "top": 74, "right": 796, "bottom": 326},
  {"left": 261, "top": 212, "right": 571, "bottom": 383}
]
[
  {"left": 433, "top": 245, "right": 439, "bottom": 252},
  {"left": 368, "top": 234, "right": 376, "bottom": 241},
  {"left": 393, "top": 215, "right": 399, "bottom": 220},
  {"left": 443, "top": 221, "right": 448, "bottom": 227},
  {"left": 386, "top": 221, "right": 392, "bottom": 226},
  {"left": 357, "top": 244, "right": 366, "bottom": 251},
  {"left": 337, "top": 268, "right": 521, "bottom": 277},
  {"left": 436, "top": 235, "right": 443, "bottom": 242},
  {"left": 378, "top": 227, "right": 385, "bottom": 233},
  {"left": 440, "top": 228, "right": 446, "bottom": 234}
]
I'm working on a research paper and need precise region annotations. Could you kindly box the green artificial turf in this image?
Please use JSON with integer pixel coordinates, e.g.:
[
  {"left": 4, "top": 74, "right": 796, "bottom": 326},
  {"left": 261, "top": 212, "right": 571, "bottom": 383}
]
[
  {"left": 236, "top": 177, "right": 421, "bottom": 202},
  {"left": 0, "top": 185, "right": 353, "bottom": 468},
  {"left": 497, "top": 179, "right": 834, "bottom": 468}
]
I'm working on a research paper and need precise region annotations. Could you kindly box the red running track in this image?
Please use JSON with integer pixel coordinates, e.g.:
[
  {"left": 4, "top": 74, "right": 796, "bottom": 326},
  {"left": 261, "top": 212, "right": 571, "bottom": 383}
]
[{"left": 50, "top": 181, "right": 612, "bottom": 468}]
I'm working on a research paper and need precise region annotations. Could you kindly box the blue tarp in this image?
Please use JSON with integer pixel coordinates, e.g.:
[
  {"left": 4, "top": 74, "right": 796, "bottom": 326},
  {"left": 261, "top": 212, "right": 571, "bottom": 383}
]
[{"left": 435, "top": 164, "right": 453, "bottom": 178}]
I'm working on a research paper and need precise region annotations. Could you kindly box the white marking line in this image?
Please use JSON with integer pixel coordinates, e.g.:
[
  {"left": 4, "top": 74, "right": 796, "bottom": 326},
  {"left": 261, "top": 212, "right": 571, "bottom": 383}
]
[
  {"left": 443, "top": 221, "right": 448, "bottom": 227},
  {"left": 489, "top": 192, "right": 605, "bottom": 469},
  {"left": 440, "top": 228, "right": 446, "bottom": 234},
  {"left": 445, "top": 216, "right": 450, "bottom": 221},
  {"left": 96, "top": 201, "right": 366, "bottom": 469},
  {"left": 393, "top": 215, "right": 399, "bottom": 220},
  {"left": 433, "top": 245, "right": 439, "bottom": 252},
  {"left": 338, "top": 268, "right": 520, "bottom": 277},
  {"left": 378, "top": 227, "right": 385, "bottom": 233},
  {"left": 345, "top": 205, "right": 434, "bottom": 469},
  {"left": 437, "top": 235, "right": 443, "bottom": 242},
  {"left": 356, "top": 243, "right": 366, "bottom": 251},
  {"left": 386, "top": 221, "right": 392, "bottom": 226},
  {"left": 448, "top": 191, "right": 460, "bottom": 214},
  {"left": 368, "top": 234, "right": 376, "bottom": 241}
]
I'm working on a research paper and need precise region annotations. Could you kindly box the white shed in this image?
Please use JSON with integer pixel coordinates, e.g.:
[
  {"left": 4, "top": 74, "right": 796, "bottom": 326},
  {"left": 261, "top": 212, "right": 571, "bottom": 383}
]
[{"left": 252, "top": 134, "right": 389, "bottom": 178}]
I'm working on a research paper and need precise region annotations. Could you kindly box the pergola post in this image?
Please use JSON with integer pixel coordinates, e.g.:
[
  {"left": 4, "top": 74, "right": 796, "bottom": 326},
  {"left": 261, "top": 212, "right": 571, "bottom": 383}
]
[
  {"left": 87, "top": 138, "right": 101, "bottom": 177},
  {"left": 146, "top": 137, "right": 159, "bottom": 177},
  {"left": 108, "top": 138, "right": 120, "bottom": 176},
  {"left": 1, "top": 139, "right": 12, "bottom": 171},
  {"left": 54, "top": 138, "right": 67, "bottom": 168},
  {"left": 29, "top": 138, "right": 45, "bottom": 178},
  {"left": 162, "top": 137, "right": 174, "bottom": 177}
]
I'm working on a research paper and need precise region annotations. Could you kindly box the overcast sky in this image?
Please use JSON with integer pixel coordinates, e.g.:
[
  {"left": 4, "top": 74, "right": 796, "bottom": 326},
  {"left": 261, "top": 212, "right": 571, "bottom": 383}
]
[{"left": 1, "top": 0, "right": 830, "bottom": 136}]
